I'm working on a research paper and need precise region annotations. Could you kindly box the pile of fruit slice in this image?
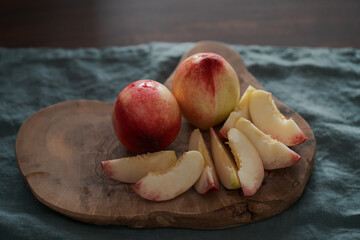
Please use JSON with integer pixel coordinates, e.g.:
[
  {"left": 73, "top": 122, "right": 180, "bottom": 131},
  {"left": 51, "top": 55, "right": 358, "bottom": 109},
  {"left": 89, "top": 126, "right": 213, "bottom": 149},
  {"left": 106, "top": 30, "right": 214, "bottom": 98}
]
[
  {"left": 102, "top": 151, "right": 205, "bottom": 201},
  {"left": 102, "top": 84, "right": 307, "bottom": 201},
  {"left": 214, "top": 86, "right": 306, "bottom": 196},
  {"left": 102, "top": 52, "right": 307, "bottom": 201}
]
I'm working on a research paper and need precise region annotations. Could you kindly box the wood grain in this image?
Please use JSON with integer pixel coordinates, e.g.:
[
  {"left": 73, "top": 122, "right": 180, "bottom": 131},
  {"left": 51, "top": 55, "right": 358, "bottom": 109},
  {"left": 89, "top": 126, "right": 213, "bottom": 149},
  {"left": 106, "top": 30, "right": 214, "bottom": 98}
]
[{"left": 15, "top": 41, "right": 316, "bottom": 229}]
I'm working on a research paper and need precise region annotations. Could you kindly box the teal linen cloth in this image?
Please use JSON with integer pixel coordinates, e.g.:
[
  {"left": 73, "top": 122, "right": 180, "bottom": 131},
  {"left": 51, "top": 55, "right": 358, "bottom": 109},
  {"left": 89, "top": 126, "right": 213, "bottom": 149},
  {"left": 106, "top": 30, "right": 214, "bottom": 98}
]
[{"left": 0, "top": 43, "right": 359, "bottom": 239}]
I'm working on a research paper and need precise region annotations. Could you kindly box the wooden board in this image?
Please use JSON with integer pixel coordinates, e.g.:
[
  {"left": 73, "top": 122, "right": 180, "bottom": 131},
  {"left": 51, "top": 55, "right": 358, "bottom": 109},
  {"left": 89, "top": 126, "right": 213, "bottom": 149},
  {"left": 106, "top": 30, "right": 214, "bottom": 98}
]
[{"left": 15, "top": 41, "right": 316, "bottom": 229}]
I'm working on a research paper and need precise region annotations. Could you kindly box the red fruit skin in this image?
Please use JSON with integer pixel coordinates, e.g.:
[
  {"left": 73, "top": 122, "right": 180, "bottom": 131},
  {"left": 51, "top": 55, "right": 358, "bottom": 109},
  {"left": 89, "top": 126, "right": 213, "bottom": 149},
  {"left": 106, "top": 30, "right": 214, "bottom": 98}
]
[
  {"left": 202, "top": 183, "right": 219, "bottom": 194},
  {"left": 290, "top": 132, "right": 307, "bottom": 146},
  {"left": 172, "top": 52, "right": 239, "bottom": 130},
  {"left": 242, "top": 185, "right": 259, "bottom": 197},
  {"left": 272, "top": 131, "right": 307, "bottom": 147},
  {"left": 101, "top": 161, "right": 113, "bottom": 178},
  {"left": 288, "top": 151, "right": 302, "bottom": 166},
  {"left": 195, "top": 170, "right": 220, "bottom": 194},
  {"left": 172, "top": 53, "right": 223, "bottom": 128},
  {"left": 181, "top": 53, "right": 224, "bottom": 98},
  {"left": 132, "top": 180, "right": 163, "bottom": 201},
  {"left": 219, "top": 126, "right": 229, "bottom": 139},
  {"left": 112, "top": 80, "right": 182, "bottom": 154}
]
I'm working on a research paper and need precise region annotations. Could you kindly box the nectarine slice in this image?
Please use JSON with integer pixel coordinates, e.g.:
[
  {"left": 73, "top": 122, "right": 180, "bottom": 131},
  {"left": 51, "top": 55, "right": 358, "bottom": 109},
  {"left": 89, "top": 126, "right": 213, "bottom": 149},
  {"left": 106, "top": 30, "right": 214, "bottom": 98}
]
[
  {"left": 249, "top": 90, "right": 307, "bottom": 146},
  {"left": 219, "top": 85, "right": 256, "bottom": 138},
  {"left": 234, "top": 85, "right": 256, "bottom": 119},
  {"left": 132, "top": 151, "right": 204, "bottom": 201},
  {"left": 188, "top": 129, "right": 219, "bottom": 194},
  {"left": 235, "top": 118, "right": 301, "bottom": 170},
  {"left": 227, "top": 128, "right": 264, "bottom": 196},
  {"left": 210, "top": 128, "right": 240, "bottom": 189},
  {"left": 101, "top": 151, "right": 177, "bottom": 183}
]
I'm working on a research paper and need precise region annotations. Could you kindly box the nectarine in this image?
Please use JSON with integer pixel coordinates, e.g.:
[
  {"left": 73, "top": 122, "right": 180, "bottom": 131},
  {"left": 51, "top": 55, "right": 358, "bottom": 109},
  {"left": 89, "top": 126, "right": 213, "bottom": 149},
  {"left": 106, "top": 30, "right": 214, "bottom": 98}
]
[
  {"left": 188, "top": 129, "right": 219, "bottom": 194},
  {"left": 235, "top": 118, "right": 301, "bottom": 170},
  {"left": 227, "top": 128, "right": 264, "bottom": 196},
  {"left": 210, "top": 128, "right": 241, "bottom": 190},
  {"left": 249, "top": 90, "right": 307, "bottom": 146},
  {"left": 112, "top": 80, "right": 181, "bottom": 154},
  {"left": 172, "top": 53, "right": 240, "bottom": 130},
  {"left": 132, "top": 151, "right": 204, "bottom": 201},
  {"left": 101, "top": 151, "right": 177, "bottom": 183}
]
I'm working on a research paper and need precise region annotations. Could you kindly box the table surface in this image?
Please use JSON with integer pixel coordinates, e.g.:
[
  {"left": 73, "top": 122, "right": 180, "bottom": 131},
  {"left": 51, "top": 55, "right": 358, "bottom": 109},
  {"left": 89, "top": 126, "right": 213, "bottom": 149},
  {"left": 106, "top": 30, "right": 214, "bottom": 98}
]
[{"left": 1, "top": 0, "right": 360, "bottom": 48}]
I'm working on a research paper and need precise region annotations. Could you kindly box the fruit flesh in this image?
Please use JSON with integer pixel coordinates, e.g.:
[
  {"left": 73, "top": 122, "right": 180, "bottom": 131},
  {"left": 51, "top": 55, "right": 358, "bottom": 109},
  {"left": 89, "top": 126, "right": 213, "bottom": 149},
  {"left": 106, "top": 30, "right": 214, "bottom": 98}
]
[
  {"left": 234, "top": 85, "right": 256, "bottom": 120},
  {"left": 101, "top": 151, "right": 177, "bottom": 183},
  {"left": 249, "top": 90, "right": 307, "bottom": 146},
  {"left": 188, "top": 129, "right": 219, "bottom": 194},
  {"left": 219, "top": 111, "right": 241, "bottom": 139},
  {"left": 210, "top": 128, "right": 241, "bottom": 189},
  {"left": 220, "top": 85, "right": 256, "bottom": 138},
  {"left": 227, "top": 128, "right": 264, "bottom": 196},
  {"left": 194, "top": 166, "right": 219, "bottom": 193},
  {"left": 132, "top": 151, "right": 205, "bottom": 201},
  {"left": 235, "top": 118, "right": 301, "bottom": 170}
]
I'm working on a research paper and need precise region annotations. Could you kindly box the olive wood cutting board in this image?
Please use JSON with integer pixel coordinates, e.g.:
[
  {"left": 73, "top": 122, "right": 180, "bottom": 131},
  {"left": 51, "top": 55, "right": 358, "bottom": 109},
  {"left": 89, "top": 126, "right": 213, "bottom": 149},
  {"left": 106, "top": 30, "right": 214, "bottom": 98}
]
[{"left": 15, "top": 41, "right": 316, "bottom": 229}]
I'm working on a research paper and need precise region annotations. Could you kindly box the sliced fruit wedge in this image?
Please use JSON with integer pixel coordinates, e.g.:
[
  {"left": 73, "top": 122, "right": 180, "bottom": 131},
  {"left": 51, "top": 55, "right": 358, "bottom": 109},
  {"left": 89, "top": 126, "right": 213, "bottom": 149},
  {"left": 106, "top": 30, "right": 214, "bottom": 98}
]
[
  {"left": 220, "top": 85, "right": 256, "bottom": 138},
  {"left": 219, "top": 111, "right": 241, "bottom": 139},
  {"left": 234, "top": 85, "right": 257, "bottom": 118},
  {"left": 235, "top": 118, "right": 301, "bottom": 170},
  {"left": 132, "top": 151, "right": 204, "bottom": 201},
  {"left": 249, "top": 89, "right": 307, "bottom": 146},
  {"left": 210, "top": 128, "right": 241, "bottom": 189},
  {"left": 101, "top": 150, "right": 177, "bottom": 183},
  {"left": 188, "top": 129, "right": 219, "bottom": 194},
  {"left": 227, "top": 128, "right": 264, "bottom": 196}
]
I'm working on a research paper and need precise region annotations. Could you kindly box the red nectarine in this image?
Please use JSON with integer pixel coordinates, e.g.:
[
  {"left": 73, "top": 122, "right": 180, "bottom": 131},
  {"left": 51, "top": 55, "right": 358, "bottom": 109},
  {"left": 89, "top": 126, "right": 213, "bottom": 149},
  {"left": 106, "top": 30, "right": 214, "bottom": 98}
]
[{"left": 112, "top": 80, "right": 181, "bottom": 154}]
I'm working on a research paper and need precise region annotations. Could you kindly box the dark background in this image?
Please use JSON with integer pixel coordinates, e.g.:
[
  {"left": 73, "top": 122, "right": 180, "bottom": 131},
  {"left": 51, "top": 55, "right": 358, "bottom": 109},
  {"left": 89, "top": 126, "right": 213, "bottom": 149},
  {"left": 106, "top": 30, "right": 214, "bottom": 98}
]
[{"left": 1, "top": 0, "right": 360, "bottom": 48}]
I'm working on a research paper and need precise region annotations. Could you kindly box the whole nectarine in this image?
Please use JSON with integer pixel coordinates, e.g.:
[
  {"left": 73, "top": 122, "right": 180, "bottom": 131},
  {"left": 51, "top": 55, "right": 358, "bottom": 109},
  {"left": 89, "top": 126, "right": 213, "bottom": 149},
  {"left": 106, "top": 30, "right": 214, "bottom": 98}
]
[
  {"left": 112, "top": 80, "right": 181, "bottom": 154},
  {"left": 172, "top": 53, "right": 240, "bottom": 130}
]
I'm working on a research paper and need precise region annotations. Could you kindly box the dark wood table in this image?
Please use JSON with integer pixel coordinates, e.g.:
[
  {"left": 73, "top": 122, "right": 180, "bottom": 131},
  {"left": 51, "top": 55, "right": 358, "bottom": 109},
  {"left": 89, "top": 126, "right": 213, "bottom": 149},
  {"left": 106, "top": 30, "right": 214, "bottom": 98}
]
[{"left": 1, "top": 0, "right": 359, "bottom": 48}]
